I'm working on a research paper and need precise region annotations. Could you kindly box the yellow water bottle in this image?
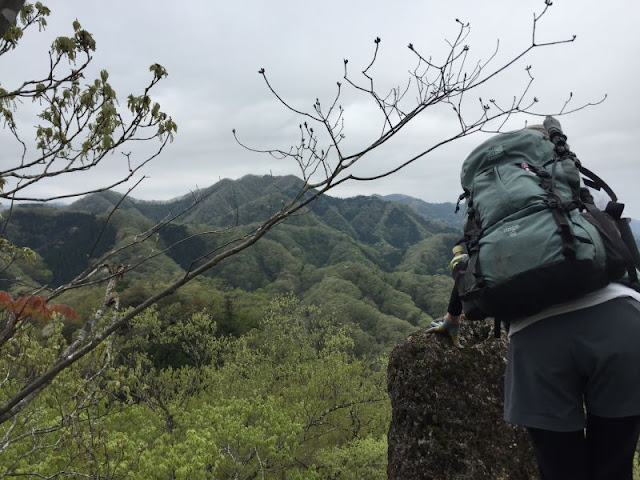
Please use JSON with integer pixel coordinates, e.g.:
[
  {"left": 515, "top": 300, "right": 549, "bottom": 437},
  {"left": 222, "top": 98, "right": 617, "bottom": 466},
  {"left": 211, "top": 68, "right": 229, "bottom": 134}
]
[{"left": 449, "top": 245, "right": 469, "bottom": 277}]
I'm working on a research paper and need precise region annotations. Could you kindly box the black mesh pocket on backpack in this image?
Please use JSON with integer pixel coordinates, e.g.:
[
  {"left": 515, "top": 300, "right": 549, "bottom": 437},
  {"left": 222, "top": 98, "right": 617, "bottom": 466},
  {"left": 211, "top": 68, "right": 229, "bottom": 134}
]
[{"left": 581, "top": 206, "right": 633, "bottom": 281}]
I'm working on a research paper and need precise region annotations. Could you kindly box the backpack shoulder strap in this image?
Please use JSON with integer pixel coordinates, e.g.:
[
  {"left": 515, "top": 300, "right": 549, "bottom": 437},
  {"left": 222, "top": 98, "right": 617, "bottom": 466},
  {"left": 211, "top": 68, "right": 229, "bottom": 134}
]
[{"left": 578, "top": 164, "right": 619, "bottom": 203}]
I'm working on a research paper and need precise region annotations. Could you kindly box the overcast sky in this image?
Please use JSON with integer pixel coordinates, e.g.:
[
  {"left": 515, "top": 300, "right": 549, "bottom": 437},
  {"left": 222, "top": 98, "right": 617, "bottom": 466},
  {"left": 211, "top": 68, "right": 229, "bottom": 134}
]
[{"left": 2, "top": 0, "right": 640, "bottom": 217}]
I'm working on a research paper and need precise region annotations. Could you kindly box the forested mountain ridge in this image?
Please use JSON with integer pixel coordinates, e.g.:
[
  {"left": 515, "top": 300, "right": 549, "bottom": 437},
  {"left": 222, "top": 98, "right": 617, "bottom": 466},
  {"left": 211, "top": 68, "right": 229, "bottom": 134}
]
[
  {"left": 379, "top": 194, "right": 462, "bottom": 230},
  {"left": 4, "top": 175, "right": 460, "bottom": 352},
  {"left": 5, "top": 177, "right": 639, "bottom": 478},
  {"left": 7, "top": 174, "right": 638, "bottom": 353},
  {"left": 70, "top": 175, "right": 462, "bottom": 238}
]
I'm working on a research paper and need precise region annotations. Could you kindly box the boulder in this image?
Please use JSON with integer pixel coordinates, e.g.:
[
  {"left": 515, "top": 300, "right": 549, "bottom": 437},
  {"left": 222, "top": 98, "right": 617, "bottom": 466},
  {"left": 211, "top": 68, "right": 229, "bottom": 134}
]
[{"left": 387, "top": 320, "right": 538, "bottom": 479}]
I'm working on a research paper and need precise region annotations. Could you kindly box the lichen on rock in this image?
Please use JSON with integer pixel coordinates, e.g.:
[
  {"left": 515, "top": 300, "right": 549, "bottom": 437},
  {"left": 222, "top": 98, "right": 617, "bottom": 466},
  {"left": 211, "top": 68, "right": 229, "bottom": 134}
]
[{"left": 387, "top": 319, "right": 538, "bottom": 479}]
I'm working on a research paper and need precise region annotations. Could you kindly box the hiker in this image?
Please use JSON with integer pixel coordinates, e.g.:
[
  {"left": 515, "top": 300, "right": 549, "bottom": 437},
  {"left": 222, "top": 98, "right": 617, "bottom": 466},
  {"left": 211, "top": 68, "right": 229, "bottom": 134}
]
[
  {"left": 431, "top": 120, "right": 640, "bottom": 479},
  {"left": 504, "top": 274, "right": 640, "bottom": 480}
]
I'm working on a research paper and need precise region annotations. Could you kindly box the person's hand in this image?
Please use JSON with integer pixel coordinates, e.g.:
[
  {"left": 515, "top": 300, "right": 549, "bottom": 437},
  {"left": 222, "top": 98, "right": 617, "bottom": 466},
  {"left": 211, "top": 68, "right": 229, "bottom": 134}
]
[
  {"left": 449, "top": 245, "right": 468, "bottom": 276},
  {"left": 449, "top": 253, "right": 469, "bottom": 274},
  {"left": 426, "top": 315, "right": 463, "bottom": 348}
]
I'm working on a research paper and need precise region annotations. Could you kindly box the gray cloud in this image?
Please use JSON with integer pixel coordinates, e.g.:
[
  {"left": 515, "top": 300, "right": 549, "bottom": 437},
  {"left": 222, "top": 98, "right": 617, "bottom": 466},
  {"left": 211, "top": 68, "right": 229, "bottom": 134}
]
[{"left": 1, "top": 0, "right": 639, "bottom": 216}]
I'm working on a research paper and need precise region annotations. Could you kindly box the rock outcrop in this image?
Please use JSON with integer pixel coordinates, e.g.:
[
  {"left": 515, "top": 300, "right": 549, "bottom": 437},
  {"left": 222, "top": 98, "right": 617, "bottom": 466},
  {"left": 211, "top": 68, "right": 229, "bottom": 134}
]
[{"left": 387, "top": 320, "right": 538, "bottom": 479}]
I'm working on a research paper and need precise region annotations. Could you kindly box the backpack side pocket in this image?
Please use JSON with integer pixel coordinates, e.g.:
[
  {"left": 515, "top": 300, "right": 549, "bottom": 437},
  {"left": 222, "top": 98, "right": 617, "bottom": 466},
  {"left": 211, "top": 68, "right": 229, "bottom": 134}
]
[{"left": 581, "top": 205, "right": 634, "bottom": 281}]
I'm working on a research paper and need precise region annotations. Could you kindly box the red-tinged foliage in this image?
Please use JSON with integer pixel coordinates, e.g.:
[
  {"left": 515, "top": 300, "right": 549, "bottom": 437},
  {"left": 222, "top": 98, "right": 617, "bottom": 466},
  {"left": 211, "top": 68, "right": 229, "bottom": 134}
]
[
  {"left": 12, "top": 295, "right": 48, "bottom": 323},
  {"left": 47, "top": 304, "right": 82, "bottom": 323},
  {"left": 0, "top": 291, "right": 81, "bottom": 324},
  {"left": 0, "top": 291, "right": 13, "bottom": 306}
]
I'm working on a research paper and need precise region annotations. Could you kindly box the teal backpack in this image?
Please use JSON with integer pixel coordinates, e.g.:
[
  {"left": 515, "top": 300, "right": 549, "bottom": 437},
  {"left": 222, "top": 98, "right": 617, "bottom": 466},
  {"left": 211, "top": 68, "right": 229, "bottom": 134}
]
[{"left": 455, "top": 117, "right": 640, "bottom": 322}]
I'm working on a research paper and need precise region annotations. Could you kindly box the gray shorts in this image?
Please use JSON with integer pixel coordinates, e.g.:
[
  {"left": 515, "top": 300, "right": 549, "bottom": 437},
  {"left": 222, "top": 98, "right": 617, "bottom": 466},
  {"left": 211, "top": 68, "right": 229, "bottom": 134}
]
[{"left": 504, "top": 297, "right": 640, "bottom": 431}]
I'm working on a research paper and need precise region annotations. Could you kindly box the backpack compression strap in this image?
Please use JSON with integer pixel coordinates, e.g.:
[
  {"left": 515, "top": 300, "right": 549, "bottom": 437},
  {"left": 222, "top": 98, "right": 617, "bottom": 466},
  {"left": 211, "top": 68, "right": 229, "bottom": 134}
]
[
  {"left": 534, "top": 161, "right": 578, "bottom": 259},
  {"left": 545, "top": 115, "right": 620, "bottom": 207},
  {"left": 579, "top": 164, "right": 619, "bottom": 203},
  {"left": 573, "top": 147, "right": 640, "bottom": 282},
  {"left": 577, "top": 162, "right": 640, "bottom": 275}
]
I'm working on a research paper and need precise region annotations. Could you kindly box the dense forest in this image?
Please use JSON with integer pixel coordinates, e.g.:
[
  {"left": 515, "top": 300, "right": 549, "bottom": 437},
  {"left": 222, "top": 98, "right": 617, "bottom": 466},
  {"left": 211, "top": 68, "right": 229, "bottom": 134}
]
[
  {"left": 3, "top": 176, "right": 461, "bottom": 350},
  {"left": 1, "top": 295, "right": 391, "bottom": 478},
  {"left": 3, "top": 175, "right": 639, "bottom": 477},
  {"left": 3, "top": 174, "right": 640, "bottom": 478},
  {"left": 0, "top": 175, "right": 463, "bottom": 478}
]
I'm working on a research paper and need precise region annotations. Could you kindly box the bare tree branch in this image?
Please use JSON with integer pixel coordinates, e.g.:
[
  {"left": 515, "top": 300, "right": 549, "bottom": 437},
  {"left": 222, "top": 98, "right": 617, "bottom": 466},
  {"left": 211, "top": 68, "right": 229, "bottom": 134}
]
[{"left": 0, "top": 0, "right": 606, "bottom": 426}]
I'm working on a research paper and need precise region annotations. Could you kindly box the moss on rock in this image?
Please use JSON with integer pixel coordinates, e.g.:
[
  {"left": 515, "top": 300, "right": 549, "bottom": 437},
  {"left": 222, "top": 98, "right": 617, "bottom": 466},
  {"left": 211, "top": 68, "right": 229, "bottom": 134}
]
[{"left": 387, "top": 320, "right": 538, "bottom": 479}]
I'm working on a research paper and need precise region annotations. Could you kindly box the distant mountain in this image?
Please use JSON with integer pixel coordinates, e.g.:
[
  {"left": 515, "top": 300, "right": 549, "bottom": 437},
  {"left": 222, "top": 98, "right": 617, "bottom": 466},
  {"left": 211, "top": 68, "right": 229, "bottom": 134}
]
[
  {"left": 69, "top": 175, "right": 311, "bottom": 226},
  {"left": 8, "top": 177, "right": 637, "bottom": 293},
  {"left": 3, "top": 175, "right": 460, "bottom": 351},
  {"left": 61, "top": 176, "right": 461, "bottom": 277},
  {"left": 379, "top": 194, "right": 463, "bottom": 232},
  {"left": 9, "top": 175, "right": 638, "bottom": 352},
  {"left": 385, "top": 193, "right": 640, "bottom": 245}
]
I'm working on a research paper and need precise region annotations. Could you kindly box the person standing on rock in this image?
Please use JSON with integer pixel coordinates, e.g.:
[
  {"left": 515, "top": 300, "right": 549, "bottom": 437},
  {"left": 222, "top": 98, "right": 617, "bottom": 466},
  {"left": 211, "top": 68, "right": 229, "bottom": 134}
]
[
  {"left": 502, "top": 283, "right": 640, "bottom": 480},
  {"left": 431, "top": 120, "right": 640, "bottom": 480}
]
